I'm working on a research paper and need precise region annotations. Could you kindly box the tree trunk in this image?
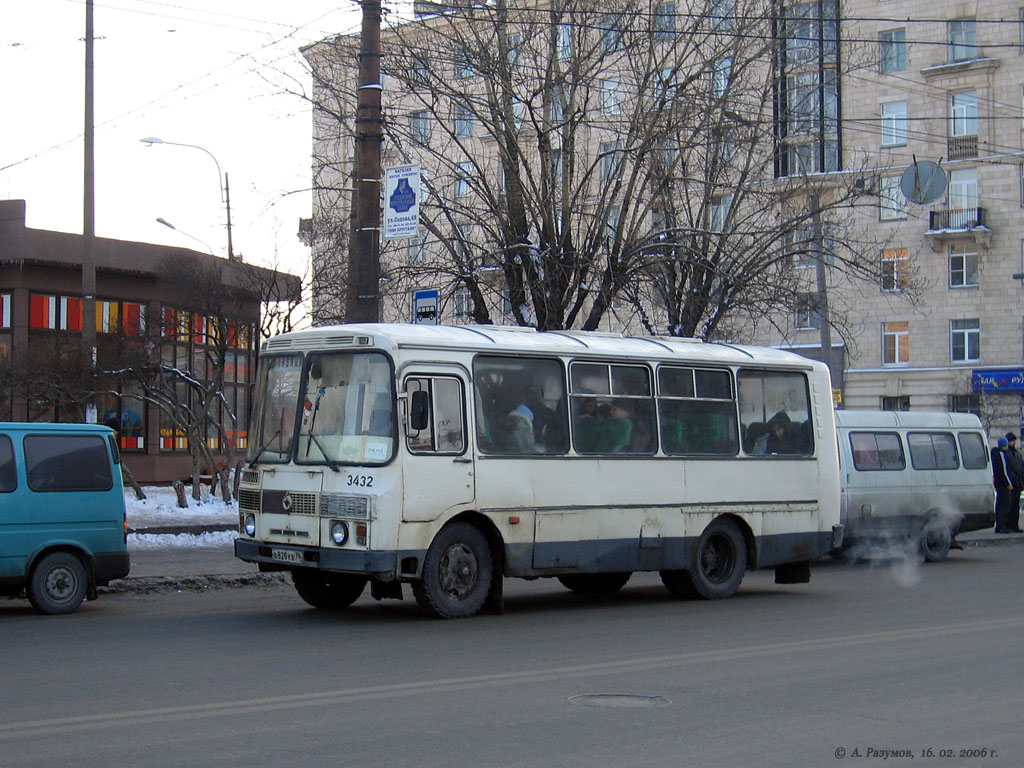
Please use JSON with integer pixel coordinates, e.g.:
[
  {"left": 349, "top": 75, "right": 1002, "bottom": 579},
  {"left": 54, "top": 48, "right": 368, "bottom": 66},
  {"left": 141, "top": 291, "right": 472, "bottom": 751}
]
[
  {"left": 121, "top": 463, "right": 146, "bottom": 500},
  {"left": 232, "top": 457, "right": 244, "bottom": 497},
  {"left": 172, "top": 480, "right": 189, "bottom": 509}
]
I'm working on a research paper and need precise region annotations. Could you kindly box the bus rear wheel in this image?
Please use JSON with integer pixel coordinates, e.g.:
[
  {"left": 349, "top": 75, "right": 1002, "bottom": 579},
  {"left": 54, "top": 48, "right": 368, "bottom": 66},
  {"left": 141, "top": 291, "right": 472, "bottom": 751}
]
[
  {"left": 413, "top": 522, "right": 493, "bottom": 619},
  {"left": 557, "top": 573, "right": 632, "bottom": 594},
  {"left": 662, "top": 518, "right": 747, "bottom": 600},
  {"left": 291, "top": 569, "right": 367, "bottom": 609}
]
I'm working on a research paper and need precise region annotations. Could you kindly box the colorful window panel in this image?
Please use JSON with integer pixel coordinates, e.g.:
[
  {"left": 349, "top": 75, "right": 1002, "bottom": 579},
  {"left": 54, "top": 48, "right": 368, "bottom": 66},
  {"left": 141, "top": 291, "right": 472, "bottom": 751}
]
[
  {"left": 0, "top": 294, "right": 10, "bottom": 327},
  {"left": 29, "top": 294, "right": 83, "bottom": 330}
]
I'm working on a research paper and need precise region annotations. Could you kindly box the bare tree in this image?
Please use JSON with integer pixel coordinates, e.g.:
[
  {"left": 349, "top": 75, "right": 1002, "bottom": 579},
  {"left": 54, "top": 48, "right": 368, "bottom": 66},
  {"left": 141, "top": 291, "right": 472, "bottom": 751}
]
[{"left": 303, "top": 0, "right": 909, "bottom": 337}]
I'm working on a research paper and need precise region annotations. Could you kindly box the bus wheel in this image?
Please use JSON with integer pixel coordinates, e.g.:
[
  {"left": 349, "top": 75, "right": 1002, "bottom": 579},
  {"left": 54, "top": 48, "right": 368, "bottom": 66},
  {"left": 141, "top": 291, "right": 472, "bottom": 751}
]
[
  {"left": 557, "top": 573, "right": 632, "bottom": 594},
  {"left": 27, "top": 552, "right": 88, "bottom": 614},
  {"left": 919, "top": 524, "right": 952, "bottom": 563},
  {"left": 666, "top": 518, "right": 747, "bottom": 600},
  {"left": 292, "top": 569, "right": 367, "bottom": 609},
  {"left": 413, "top": 522, "right": 493, "bottom": 619}
]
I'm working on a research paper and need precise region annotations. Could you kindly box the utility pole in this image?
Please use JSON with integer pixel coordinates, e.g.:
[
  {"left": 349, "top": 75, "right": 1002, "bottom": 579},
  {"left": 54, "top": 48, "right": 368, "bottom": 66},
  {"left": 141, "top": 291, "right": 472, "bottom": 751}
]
[
  {"left": 345, "top": 0, "right": 383, "bottom": 323},
  {"left": 82, "top": 0, "right": 97, "bottom": 422},
  {"left": 809, "top": 194, "right": 838, "bottom": 396}
]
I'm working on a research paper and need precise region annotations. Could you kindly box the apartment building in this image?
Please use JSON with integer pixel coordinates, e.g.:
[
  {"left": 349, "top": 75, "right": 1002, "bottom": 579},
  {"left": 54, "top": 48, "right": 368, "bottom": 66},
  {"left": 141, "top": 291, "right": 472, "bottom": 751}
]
[{"left": 305, "top": 2, "right": 1024, "bottom": 432}]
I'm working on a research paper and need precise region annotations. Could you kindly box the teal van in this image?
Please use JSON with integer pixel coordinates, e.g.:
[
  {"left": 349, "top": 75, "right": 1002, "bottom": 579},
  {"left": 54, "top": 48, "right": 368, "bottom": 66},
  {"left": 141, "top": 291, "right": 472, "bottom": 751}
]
[{"left": 0, "top": 423, "right": 130, "bottom": 614}]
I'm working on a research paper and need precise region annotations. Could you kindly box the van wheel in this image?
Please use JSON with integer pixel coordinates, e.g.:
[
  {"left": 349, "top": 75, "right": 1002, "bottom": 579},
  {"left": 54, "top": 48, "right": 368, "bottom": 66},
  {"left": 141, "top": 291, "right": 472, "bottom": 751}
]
[
  {"left": 664, "top": 518, "right": 747, "bottom": 600},
  {"left": 558, "top": 573, "right": 632, "bottom": 594},
  {"left": 920, "top": 525, "right": 952, "bottom": 563},
  {"left": 291, "top": 569, "right": 367, "bottom": 609},
  {"left": 413, "top": 522, "right": 493, "bottom": 619},
  {"left": 27, "top": 552, "right": 88, "bottom": 615}
]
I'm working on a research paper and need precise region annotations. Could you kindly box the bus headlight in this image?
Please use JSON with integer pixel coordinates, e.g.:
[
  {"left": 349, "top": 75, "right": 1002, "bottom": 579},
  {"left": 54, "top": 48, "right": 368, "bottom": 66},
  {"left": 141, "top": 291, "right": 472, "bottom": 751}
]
[
  {"left": 244, "top": 514, "right": 256, "bottom": 537},
  {"left": 330, "top": 521, "right": 349, "bottom": 546}
]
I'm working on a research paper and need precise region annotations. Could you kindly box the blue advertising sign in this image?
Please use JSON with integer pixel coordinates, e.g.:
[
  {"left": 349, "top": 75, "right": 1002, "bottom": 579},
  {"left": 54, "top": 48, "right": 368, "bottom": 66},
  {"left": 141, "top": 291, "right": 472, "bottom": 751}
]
[
  {"left": 384, "top": 164, "right": 420, "bottom": 239},
  {"left": 971, "top": 369, "right": 1024, "bottom": 392}
]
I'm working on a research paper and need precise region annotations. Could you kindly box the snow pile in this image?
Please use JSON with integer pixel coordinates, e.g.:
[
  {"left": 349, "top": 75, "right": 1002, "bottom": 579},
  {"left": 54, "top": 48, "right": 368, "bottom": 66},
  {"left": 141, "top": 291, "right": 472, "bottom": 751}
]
[{"left": 126, "top": 486, "right": 238, "bottom": 550}]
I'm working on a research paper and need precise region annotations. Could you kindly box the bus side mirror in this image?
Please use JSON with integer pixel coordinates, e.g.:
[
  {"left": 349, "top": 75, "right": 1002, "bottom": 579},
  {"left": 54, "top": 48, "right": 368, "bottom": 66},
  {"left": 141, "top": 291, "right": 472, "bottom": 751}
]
[{"left": 410, "top": 390, "right": 429, "bottom": 431}]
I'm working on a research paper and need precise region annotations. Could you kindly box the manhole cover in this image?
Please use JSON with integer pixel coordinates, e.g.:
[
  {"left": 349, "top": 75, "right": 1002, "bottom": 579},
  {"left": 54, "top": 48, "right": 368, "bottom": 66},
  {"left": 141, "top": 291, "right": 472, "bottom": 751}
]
[{"left": 567, "top": 694, "right": 672, "bottom": 709}]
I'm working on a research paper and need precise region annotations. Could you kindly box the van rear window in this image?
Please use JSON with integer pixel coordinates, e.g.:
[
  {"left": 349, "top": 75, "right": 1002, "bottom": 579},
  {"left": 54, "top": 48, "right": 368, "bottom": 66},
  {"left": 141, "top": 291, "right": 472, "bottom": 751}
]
[
  {"left": 24, "top": 435, "right": 113, "bottom": 492},
  {"left": 0, "top": 436, "right": 15, "bottom": 492},
  {"left": 958, "top": 432, "right": 988, "bottom": 470}
]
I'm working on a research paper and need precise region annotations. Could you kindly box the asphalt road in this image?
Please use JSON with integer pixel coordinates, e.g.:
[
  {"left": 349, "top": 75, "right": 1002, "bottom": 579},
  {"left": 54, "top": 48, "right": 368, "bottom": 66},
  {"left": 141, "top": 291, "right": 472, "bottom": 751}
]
[{"left": 1, "top": 546, "right": 1022, "bottom": 768}]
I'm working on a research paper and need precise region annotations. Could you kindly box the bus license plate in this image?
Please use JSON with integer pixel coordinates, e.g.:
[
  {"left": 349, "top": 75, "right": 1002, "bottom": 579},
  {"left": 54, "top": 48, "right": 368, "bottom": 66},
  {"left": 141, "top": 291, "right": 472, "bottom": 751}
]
[{"left": 271, "top": 549, "right": 303, "bottom": 564}]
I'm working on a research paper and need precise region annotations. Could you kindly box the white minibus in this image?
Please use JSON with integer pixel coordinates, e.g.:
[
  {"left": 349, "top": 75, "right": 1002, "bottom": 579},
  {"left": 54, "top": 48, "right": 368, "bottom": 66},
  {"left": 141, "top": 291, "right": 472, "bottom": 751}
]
[
  {"left": 235, "top": 324, "right": 842, "bottom": 618},
  {"left": 834, "top": 410, "right": 994, "bottom": 562}
]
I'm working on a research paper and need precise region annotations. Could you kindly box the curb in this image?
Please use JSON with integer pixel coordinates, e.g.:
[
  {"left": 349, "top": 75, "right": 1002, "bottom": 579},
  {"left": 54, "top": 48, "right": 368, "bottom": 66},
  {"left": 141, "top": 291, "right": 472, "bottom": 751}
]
[
  {"left": 100, "top": 572, "right": 289, "bottom": 595},
  {"left": 129, "top": 524, "right": 237, "bottom": 536}
]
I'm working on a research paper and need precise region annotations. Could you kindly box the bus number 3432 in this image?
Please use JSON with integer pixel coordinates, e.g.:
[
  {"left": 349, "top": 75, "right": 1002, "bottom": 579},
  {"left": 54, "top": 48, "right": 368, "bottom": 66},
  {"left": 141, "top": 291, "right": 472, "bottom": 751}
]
[{"left": 346, "top": 475, "right": 373, "bottom": 488}]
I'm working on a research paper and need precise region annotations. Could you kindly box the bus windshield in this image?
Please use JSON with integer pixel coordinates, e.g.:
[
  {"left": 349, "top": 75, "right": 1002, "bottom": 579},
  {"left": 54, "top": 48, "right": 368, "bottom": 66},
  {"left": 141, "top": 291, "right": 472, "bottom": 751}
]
[
  {"left": 295, "top": 351, "right": 395, "bottom": 466},
  {"left": 248, "top": 354, "right": 303, "bottom": 464}
]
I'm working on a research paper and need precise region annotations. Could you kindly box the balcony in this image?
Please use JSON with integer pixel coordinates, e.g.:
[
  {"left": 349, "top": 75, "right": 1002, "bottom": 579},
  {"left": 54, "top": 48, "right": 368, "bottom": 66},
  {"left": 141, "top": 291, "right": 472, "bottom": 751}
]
[
  {"left": 925, "top": 207, "right": 990, "bottom": 250},
  {"left": 947, "top": 135, "right": 978, "bottom": 159}
]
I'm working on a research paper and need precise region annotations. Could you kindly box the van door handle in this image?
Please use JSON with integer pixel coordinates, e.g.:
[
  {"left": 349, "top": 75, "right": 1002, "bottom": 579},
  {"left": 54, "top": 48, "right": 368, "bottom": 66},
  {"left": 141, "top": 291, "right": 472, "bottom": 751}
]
[{"left": 453, "top": 457, "right": 472, "bottom": 464}]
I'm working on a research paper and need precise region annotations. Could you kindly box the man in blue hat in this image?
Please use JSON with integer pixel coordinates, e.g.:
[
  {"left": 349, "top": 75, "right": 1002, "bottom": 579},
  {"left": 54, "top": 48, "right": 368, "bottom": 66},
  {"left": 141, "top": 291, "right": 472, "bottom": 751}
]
[{"left": 991, "top": 437, "right": 1014, "bottom": 533}]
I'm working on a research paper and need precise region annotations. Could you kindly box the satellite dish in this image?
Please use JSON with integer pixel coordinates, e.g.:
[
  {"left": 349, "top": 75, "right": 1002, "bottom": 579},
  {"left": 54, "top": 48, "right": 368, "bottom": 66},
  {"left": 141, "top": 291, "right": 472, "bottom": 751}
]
[{"left": 900, "top": 160, "right": 946, "bottom": 204}]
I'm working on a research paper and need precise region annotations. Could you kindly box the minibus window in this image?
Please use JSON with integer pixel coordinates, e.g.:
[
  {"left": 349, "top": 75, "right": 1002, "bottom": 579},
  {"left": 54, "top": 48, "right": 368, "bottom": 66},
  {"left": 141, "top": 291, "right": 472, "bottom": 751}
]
[
  {"left": 25, "top": 435, "right": 113, "bottom": 492},
  {"left": 0, "top": 436, "right": 15, "bottom": 492},
  {"left": 958, "top": 432, "right": 988, "bottom": 470},
  {"left": 907, "top": 432, "right": 959, "bottom": 470}
]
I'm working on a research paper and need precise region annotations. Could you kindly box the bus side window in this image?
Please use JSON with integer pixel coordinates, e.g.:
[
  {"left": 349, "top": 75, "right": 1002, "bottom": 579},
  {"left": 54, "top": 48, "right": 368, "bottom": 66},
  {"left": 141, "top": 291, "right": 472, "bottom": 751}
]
[{"left": 406, "top": 376, "right": 466, "bottom": 455}]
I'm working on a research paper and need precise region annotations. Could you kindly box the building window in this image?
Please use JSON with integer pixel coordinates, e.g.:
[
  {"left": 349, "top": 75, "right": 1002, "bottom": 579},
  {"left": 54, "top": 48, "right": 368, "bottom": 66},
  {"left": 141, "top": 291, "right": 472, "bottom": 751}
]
[
  {"left": 880, "top": 28, "right": 906, "bottom": 72},
  {"left": 29, "top": 294, "right": 82, "bottom": 330},
  {"left": 407, "top": 231, "right": 426, "bottom": 264},
  {"left": 948, "top": 168, "right": 979, "bottom": 228},
  {"left": 0, "top": 294, "right": 10, "bottom": 328},
  {"left": 795, "top": 293, "right": 821, "bottom": 329},
  {"left": 455, "top": 49, "right": 473, "bottom": 79},
  {"left": 455, "top": 105, "right": 474, "bottom": 138},
  {"left": 712, "top": 57, "right": 732, "bottom": 98},
  {"left": 879, "top": 175, "right": 907, "bottom": 220},
  {"left": 951, "top": 91, "right": 978, "bottom": 137},
  {"left": 655, "top": 3, "right": 676, "bottom": 40},
  {"left": 882, "top": 321, "right": 909, "bottom": 366},
  {"left": 453, "top": 287, "right": 471, "bottom": 319},
  {"left": 600, "top": 141, "right": 622, "bottom": 180},
  {"left": 455, "top": 161, "right": 473, "bottom": 197},
  {"left": 557, "top": 24, "right": 572, "bottom": 61},
  {"left": 949, "top": 245, "right": 980, "bottom": 288},
  {"left": 711, "top": 0, "right": 733, "bottom": 30},
  {"left": 950, "top": 393, "right": 981, "bottom": 416},
  {"left": 507, "top": 32, "right": 521, "bottom": 67},
  {"left": 710, "top": 195, "right": 733, "bottom": 232},
  {"left": 881, "top": 101, "right": 908, "bottom": 146},
  {"left": 601, "top": 15, "right": 623, "bottom": 52},
  {"left": 411, "top": 111, "right": 429, "bottom": 144},
  {"left": 951, "top": 318, "right": 980, "bottom": 362},
  {"left": 881, "top": 248, "right": 909, "bottom": 291},
  {"left": 949, "top": 18, "right": 977, "bottom": 62},
  {"left": 600, "top": 77, "right": 621, "bottom": 115},
  {"left": 882, "top": 395, "right": 911, "bottom": 411}
]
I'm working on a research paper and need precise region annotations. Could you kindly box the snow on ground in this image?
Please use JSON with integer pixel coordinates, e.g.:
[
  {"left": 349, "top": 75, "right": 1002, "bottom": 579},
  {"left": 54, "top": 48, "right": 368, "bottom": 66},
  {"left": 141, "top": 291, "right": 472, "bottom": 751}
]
[{"left": 126, "top": 486, "right": 238, "bottom": 550}]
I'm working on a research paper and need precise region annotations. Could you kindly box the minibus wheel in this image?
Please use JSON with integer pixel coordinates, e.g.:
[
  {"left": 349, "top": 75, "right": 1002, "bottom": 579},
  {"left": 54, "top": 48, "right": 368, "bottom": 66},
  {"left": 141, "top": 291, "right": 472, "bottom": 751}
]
[
  {"left": 661, "top": 518, "right": 747, "bottom": 600},
  {"left": 291, "top": 569, "right": 367, "bottom": 609},
  {"left": 557, "top": 573, "right": 632, "bottom": 594},
  {"left": 919, "top": 524, "right": 952, "bottom": 563},
  {"left": 27, "top": 552, "right": 88, "bottom": 615},
  {"left": 413, "top": 522, "right": 493, "bottom": 619}
]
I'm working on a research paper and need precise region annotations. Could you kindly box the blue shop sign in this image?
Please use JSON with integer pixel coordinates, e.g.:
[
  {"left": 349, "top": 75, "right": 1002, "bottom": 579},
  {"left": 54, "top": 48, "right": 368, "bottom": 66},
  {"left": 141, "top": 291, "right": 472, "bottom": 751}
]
[{"left": 971, "top": 369, "right": 1024, "bottom": 392}]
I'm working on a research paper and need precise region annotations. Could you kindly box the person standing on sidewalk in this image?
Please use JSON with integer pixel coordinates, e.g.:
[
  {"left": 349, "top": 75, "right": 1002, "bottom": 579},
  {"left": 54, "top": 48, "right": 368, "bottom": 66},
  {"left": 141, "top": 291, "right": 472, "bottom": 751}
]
[
  {"left": 1004, "top": 432, "right": 1024, "bottom": 532},
  {"left": 991, "top": 437, "right": 1014, "bottom": 533}
]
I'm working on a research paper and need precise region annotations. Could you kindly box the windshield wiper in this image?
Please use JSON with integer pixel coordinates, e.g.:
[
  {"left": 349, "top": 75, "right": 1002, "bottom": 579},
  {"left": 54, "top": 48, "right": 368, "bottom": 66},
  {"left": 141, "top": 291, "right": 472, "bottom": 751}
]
[
  {"left": 247, "top": 428, "right": 282, "bottom": 467},
  {"left": 303, "top": 431, "right": 341, "bottom": 472}
]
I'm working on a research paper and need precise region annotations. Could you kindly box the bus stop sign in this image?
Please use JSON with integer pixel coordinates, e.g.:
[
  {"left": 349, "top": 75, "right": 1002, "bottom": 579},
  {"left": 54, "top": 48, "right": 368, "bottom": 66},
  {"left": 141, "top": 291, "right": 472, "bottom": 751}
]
[{"left": 413, "top": 289, "right": 438, "bottom": 324}]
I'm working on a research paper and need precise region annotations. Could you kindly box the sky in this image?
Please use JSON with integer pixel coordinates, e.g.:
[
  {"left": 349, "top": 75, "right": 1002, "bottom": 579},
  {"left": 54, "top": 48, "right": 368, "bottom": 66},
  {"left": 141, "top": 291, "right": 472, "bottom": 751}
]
[{"left": 1, "top": 0, "right": 367, "bottom": 278}]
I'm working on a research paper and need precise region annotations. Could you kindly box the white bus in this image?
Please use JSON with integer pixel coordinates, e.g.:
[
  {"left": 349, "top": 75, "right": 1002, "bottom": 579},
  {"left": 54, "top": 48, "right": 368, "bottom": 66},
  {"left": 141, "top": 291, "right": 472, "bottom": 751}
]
[{"left": 234, "top": 324, "right": 842, "bottom": 618}]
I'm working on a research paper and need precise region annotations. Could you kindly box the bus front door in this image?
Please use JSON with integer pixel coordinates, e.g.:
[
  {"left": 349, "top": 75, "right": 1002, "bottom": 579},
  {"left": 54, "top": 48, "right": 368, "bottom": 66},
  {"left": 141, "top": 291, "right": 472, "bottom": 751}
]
[{"left": 401, "top": 372, "right": 475, "bottom": 522}]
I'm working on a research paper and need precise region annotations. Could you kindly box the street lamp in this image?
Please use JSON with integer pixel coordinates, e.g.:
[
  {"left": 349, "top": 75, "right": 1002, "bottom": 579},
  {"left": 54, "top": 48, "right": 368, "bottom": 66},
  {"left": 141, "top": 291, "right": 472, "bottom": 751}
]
[
  {"left": 156, "top": 217, "right": 215, "bottom": 255},
  {"left": 140, "top": 137, "right": 235, "bottom": 260}
]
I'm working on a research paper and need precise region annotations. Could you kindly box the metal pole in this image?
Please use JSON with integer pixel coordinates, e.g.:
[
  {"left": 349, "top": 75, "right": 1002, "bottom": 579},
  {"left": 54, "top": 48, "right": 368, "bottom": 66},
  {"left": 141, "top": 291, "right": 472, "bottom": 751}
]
[
  {"left": 224, "top": 171, "right": 234, "bottom": 261},
  {"left": 82, "top": 0, "right": 97, "bottom": 421},
  {"left": 810, "top": 194, "right": 837, "bottom": 394},
  {"left": 346, "top": 0, "right": 383, "bottom": 323}
]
